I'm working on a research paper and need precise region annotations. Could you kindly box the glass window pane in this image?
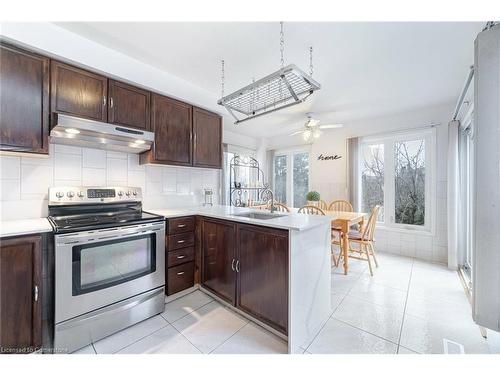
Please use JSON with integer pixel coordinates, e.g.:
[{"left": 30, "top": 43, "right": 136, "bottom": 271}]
[
  {"left": 274, "top": 155, "right": 287, "bottom": 204},
  {"left": 394, "top": 139, "right": 425, "bottom": 225},
  {"left": 293, "top": 152, "right": 309, "bottom": 207},
  {"left": 361, "top": 144, "right": 385, "bottom": 221}
]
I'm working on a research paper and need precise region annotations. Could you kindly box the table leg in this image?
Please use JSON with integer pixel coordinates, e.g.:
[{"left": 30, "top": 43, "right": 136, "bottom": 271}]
[{"left": 342, "top": 221, "right": 349, "bottom": 275}]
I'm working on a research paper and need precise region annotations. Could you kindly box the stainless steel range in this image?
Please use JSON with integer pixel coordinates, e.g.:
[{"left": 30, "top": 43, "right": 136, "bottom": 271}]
[{"left": 48, "top": 186, "right": 165, "bottom": 353}]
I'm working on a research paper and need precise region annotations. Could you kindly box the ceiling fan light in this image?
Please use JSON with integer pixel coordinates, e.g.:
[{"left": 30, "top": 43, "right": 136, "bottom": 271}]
[{"left": 303, "top": 130, "right": 312, "bottom": 141}]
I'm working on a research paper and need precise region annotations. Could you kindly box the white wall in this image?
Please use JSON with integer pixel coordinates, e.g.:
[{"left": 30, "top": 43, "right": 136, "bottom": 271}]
[
  {"left": 0, "top": 145, "right": 220, "bottom": 221},
  {"left": 268, "top": 102, "right": 454, "bottom": 264}
]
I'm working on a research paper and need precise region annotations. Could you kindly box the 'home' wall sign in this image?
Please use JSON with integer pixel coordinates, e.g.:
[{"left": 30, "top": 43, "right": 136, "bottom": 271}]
[{"left": 317, "top": 154, "right": 342, "bottom": 161}]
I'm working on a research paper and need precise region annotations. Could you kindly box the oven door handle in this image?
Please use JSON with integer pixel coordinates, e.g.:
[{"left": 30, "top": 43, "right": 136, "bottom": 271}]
[
  {"left": 56, "top": 287, "right": 164, "bottom": 330},
  {"left": 57, "top": 223, "right": 165, "bottom": 245}
]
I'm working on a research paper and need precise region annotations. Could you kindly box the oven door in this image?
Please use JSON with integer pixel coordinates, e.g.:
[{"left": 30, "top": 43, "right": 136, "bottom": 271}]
[{"left": 55, "top": 221, "right": 165, "bottom": 323}]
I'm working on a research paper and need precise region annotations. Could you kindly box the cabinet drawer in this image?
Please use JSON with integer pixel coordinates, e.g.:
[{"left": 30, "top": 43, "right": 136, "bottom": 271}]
[
  {"left": 167, "top": 216, "right": 195, "bottom": 235},
  {"left": 167, "top": 262, "right": 194, "bottom": 295},
  {"left": 167, "top": 232, "right": 195, "bottom": 251},
  {"left": 167, "top": 246, "right": 194, "bottom": 268}
]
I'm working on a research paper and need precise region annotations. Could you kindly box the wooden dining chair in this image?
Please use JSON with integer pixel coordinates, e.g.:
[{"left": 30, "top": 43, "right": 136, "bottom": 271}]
[
  {"left": 329, "top": 200, "right": 354, "bottom": 266},
  {"left": 298, "top": 205, "right": 326, "bottom": 215},
  {"left": 266, "top": 201, "right": 291, "bottom": 213},
  {"left": 328, "top": 200, "right": 353, "bottom": 212},
  {"left": 318, "top": 200, "right": 328, "bottom": 210},
  {"left": 339, "top": 205, "right": 381, "bottom": 276}
]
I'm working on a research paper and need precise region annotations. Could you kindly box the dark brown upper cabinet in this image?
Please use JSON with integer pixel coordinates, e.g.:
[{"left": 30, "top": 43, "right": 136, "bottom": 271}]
[
  {"left": 192, "top": 107, "right": 222, "bottom": 169},
  {"left": 140, "top": 94, "right": 192, "bottom": 166},
  {"left": 201, "top": 218, "right": 236, "bottom": 304},
  {"left": 237, "top": 224, "right": 288, "bottom": 335},
  {"left": 0, "top": 235, "right": 42, "bottom": 354},
  {"left": 51, "top": 60, "right": 108, "bottom": 123},
  {"left": 108, "top": 80, "right": 150, "bottom": 130},
  {"left": 0, "top": 43, "right": 49, "bottom": 154}
]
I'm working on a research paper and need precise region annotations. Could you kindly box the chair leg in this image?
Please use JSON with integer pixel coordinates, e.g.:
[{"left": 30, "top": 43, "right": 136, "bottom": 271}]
[
  {"left": 331, "top": 245, "right": 338, "bottom": 267},
  {"left": 369, "top": 242, "right": 378, "bottom": 268},
  {"left": 364, "top": 244, "right": 374, "bottom": 276}
]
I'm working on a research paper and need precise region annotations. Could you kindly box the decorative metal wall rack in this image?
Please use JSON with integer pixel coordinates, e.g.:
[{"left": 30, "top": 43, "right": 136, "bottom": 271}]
[{"left": 229, "top": 155, "right": 270, "bottom": 207}]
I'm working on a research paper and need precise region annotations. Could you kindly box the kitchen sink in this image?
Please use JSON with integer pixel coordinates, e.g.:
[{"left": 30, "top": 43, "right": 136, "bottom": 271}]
[{"left": 233, "top": 212, "right": 286, "bottom": 220}]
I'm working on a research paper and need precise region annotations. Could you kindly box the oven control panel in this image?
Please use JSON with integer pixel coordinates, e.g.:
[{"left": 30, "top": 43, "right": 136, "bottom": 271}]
[{"left": 49, "top": 186, "right": 142, "bottom": 204}]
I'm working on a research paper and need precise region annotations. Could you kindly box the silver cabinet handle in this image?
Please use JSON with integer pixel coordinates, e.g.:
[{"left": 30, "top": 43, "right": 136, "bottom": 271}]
[
  {"left": 177, "top": 240, "right": 185, "bottom": 244},
  {"left": 110, "top": 97, "right": 114, "bottom": 108},
  {"left": 103, "top": 96, "right": 107, "bottom": 106},
  {"left": 34, "top": 285, "right": 39, "bottom": 302},
  {"left": 231, "top": 258, "right": 236, "bottom": 271},
  {"left": 176, "top": 255, "right": 186, "bottom": 259},
  {"left": 235, "top": 260, "right": 240, "bottom": 273},
  {"left": 177, "top": 224, "right": 186, "bottom": 228},
  {"left": 177, "top": 271, "right": 185, "bottom": 276}
]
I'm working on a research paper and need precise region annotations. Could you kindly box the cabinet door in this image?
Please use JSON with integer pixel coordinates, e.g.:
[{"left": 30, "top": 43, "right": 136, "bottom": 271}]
[
  {"left": 192, "top": 107, "right": 222, "bottom": 169},
  {"left": 51, "top": 61, "right": 108, "bottom": 122},
  {"left": 0, "top": 43, "right": 49, "bottom": 154},
  {"left": 0, "top": 235, "right": 42, "bottom": 353},
  {"left": 237, "top": 224, "right": 288, "bottom": 334},
  {"left": 140, "top": 94, "right": 192, "bottom": 166},
  {"left": 201, "top": 218, "right": 236, "bottom": 304},
  {"left": 108, "top": 80, "right": 150, "bottom": 130}
]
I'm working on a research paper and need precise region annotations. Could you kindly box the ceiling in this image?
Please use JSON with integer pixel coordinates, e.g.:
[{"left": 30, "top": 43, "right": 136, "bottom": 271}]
[{"left": 56, "top": 22, "right": 483, "bottom": 138}]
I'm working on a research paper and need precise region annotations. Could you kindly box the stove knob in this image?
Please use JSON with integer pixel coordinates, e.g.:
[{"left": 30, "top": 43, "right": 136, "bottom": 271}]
[
  {"left": 126, "top": 191, "right": 131, "bottom": 196},
  {"left": 118, "top": 191, "right": 123, "bottom": 197},
  {"left": 56, "top": 191, "right": 64, "bottom": 199},
  {"left": 77, "top": 191, "right": 84, "bottom": 198},
  {"left": 67, "top": 191, "right": 75, "bottom": 198},
  {"left": 132, "top": 190, "right": 138, "bottom": 196}
]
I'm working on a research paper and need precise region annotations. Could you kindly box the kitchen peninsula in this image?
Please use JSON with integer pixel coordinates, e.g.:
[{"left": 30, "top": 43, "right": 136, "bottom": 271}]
[{"left": 149, "top": 205, "right": 332, "bottom": 354}]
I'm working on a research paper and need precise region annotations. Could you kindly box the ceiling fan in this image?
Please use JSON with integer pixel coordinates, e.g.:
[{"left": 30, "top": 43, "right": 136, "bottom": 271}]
[{"left": 289, "top": 113, "right": 343, "bottom": 142}]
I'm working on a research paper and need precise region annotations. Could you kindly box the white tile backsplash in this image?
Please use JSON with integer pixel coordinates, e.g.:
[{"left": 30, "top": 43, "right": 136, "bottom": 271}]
[
  {"left": 21, "top": 164, "right": 53, "bottom": 197},
  {"left": 54, "top": 153, "right": 82, "bottom": 181},
  {"left": 0, "top": 179, "right": 21, "bottom": 201},
  {"left": 0, "top": 145, "right": 220, "bottom": 220},
  {"left": 0, "top": 155, "right": 21, "bottom": 179},
  {"left": 106, "top": 158, "right": 128, "bottom": 182},
  {"left": 82, "top": 168, "right": 106, "bottom": 186},
  {"left": 83, "top": 149, "right": 106, "bottom": 169}
]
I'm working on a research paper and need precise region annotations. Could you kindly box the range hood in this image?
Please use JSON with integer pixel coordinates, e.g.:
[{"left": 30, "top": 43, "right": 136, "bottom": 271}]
[{"left": 50, "top": 114, "right": 154, "bottom": 154}]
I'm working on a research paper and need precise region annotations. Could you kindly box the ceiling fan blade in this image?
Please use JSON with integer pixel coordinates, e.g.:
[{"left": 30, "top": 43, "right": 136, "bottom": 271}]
[
  {"left": 289, "top": 130, "right": 305, "bottom": 136},
  {"left": 319, "top": 124, "right": 344, "bottom": 129}
]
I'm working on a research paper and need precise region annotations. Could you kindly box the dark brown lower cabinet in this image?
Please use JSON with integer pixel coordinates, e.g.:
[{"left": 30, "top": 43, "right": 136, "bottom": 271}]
[
  {"left": 237, "top": 224, "right": 288, "bottom": 335},
  {"left": 200, "top": 218, "right": 289, "bottom": 334},
  {"left": 201, "top": 218, "right": 236, "bottom": 304},
  {"left": 0, "top": 235, "right": 42, "bottom": 353}
]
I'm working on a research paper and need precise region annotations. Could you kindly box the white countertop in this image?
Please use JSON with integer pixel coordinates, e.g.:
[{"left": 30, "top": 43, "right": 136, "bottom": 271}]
[
  {"left": 147, "top": 205, "right": 331, "bottom": 231},
  {"left": 0, "top": 218, "right": 53, "bottom": 238}
]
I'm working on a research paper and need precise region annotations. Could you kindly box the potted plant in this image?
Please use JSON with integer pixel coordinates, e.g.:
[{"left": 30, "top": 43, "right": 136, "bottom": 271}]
[{"left": 306, "top": 191, "right": 321, "bottom": 206}]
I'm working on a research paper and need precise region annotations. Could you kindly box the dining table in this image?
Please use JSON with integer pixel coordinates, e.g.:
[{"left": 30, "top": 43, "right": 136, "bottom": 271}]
[{"left": 323, "top": 210, "right": 367, "bottom": 275}]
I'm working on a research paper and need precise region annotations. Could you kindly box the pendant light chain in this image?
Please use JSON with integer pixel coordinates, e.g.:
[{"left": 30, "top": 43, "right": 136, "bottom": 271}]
[
  {"left": 309, "top": 46, "right": 314, "bottom": 77},
  {"left": 280, "top": 21, "right": 285, "bottom": 68},
  {"left": 221, "top": 59, "right": 225, "bottom": 99}
]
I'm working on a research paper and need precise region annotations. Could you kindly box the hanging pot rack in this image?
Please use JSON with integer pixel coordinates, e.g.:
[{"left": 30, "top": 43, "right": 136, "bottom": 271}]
[{"left": 218, "top": 22, "right": 321, "bottom": 125}]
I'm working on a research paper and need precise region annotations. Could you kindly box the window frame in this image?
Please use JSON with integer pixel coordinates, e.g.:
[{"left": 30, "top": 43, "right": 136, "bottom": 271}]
[
  {"left": 358, "top": 128, "right": 436, "bottom": 234},
  {"left": 273, "top": 146, "right": 311, "bottom": 208}
]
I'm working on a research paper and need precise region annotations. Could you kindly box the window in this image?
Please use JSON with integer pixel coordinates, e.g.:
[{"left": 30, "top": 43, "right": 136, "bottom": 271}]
[
  {"left": 394, "top": 139, "right": 425, "bottom": 225},
  {"left": 273, "top": 148, "right": 310, "bottom": 207},
  {"left": 274, "top": 155, "right": 287, "bottom": 204},
  {"left": 293, "top": 153, "right": 309, "bottom": 207},
  {"left": 361, "top": 144, "right": 385, "bottom": 221},
  {"left": 359, "top": 129, "right": 435, "bottom": 231}
]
